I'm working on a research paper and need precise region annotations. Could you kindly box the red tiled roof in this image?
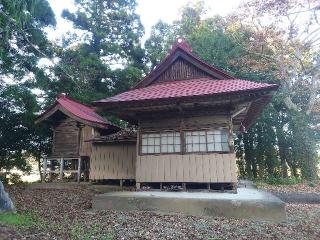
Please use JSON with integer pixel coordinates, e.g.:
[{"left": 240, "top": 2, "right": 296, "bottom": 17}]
[
  {"left": 94, "top": 78, "right": 278, "bottom": 104},
  {"left": 36, "top": 94, "right": 117, "bottom": 129}
]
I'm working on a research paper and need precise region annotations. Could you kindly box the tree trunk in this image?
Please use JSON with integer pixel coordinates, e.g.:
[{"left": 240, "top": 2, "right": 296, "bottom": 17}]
[{"left": 37, "top": 156, "right": 43, "bottom": 182}]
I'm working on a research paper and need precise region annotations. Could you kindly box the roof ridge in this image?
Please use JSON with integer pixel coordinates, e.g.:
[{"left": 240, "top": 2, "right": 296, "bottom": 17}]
[
  {"left": 134, "top": 40, "right": 235, "bottom": 88},
  {"left": 58, "top": 94, "right": 95, "bottom": 110}
]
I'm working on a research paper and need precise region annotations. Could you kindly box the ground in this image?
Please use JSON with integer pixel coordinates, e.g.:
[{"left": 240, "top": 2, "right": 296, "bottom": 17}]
[{"left": 0, "top": 183, "right": 320, "bottom": 240}]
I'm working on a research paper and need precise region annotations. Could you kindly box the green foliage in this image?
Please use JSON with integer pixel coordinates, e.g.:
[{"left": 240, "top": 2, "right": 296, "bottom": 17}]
[
  {"left": 49, "top": 0, "right": 146, "bottom": 104},
  {"left": 8, "top": 173, "right": 23, "bottom": 185},
  {"left": 263, "top": 176, "right": 302, "bottom": 185},
  {"left": 308, "top": 181, "right": 316, "bottom": 188},
  {"left": 0, "top": 0, "right": 54, "bottom": 179},
  {"left": 0, "top": 213, "right": 34, "bottom": 227},
  {"left": 0, "top": 0, "right": 56, "bottom": 82}
]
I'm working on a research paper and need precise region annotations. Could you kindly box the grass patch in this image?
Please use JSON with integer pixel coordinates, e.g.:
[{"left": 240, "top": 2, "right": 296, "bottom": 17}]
[{"left": 0, "top": 213, "right": 34, "bottom": 228}]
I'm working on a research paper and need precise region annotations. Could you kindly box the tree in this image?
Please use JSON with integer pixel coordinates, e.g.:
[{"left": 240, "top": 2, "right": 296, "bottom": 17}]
[
  {"left": 229, "top": 0, "right": 320, "bottom": 180},
  {"left": 0, "top": 0, "right": 56, "bottom": 83},
  {"left": 0, "top": 0, "right": 55, "bottom": 181},
  {"left": 48, "top": 0, "right": 145, "bottom": 103},
  {"left": 0, "top": 85, "right": 51, "bottom": 181}
]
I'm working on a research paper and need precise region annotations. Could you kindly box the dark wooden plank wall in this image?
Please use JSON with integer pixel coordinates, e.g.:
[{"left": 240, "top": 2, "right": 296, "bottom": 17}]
[
  {"left": 154, "top": 58, "right": 212, "bottom": 83},
  {"left": 52, "top": 118, "right": 80, "bottom": 157}
]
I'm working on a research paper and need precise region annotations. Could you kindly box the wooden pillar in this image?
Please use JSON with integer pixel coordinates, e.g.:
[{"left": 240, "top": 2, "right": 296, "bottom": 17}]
[
  {"left": 43, "top": 158, "right": 47, "bottom": 183},
  {"left": 77, "top": 157, "right": 81, "bottom": 183},
  {"left": 207, "top": 183, "right": 211, "bottom": 191},
  {"left": 59, "top": 157, "right": 64, "bottom": 181},
  {"left": 160, "top": 182, "right": 163, "bottom": 190},
  {"left": 136, "top": 182, "right": 141, "bottom": 190},
  {"left": 120, "top": 179, "right": 123, "bottom": 187}
]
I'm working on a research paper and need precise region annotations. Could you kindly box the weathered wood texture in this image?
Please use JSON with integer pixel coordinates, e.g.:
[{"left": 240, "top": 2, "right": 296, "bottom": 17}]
[
  {"left": 137, "top": 115, "right": 237, "bottom": 183},
  {"left": 51, "top": 118, "right": 80, "bottom": 157},
  {"left": 136, "top": 153, "right": 237, "bottom": 183},
  {"left": 90, "top": 143, "right": 136, "bottom": 180},
  {"left": 154, "top": 58, "right": 212, "bottom": 83},
  {"left": 79, "top": 126, "right": 94, "bottom": 157},
  {"left": 140, "top": 115, "right": 230, "bottom": 131}
]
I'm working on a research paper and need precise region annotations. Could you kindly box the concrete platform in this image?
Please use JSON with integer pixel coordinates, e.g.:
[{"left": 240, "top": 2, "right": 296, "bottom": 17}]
[{"left": 93, "top": 188, "right": 287, "bottom": 222}]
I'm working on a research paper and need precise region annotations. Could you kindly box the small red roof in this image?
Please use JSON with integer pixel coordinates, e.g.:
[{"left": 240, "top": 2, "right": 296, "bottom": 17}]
[
  {"left": 94, "top": 78, "right": 278, "bottom": 105},
  {"left": 36, "top": 94, "right": 117, "bottom": 129}
]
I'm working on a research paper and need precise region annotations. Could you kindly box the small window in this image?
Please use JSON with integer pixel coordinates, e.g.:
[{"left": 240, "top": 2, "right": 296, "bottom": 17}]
[
  {"left": 141, "top": 132, "right": 181, "bottom": 154},
  {"left": 161, "top": 132, "right": 181, "bottom": 153},
  {"left": 185, "top": 130, "right": 229, "bottom": 153},
  {"left": 141, "top": 133, "right": 161, "bottom": 154}
]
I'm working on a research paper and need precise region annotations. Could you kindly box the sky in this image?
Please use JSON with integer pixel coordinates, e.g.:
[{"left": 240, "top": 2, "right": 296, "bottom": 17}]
[{"left": 47, "top": 0, "right": 245, "bottom": 43}]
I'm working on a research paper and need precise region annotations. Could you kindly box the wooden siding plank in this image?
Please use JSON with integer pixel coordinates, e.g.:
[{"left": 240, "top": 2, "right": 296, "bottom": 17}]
[
  {"left": 216, "top": 154, "right": 224, "bottom": 182},
  {"left": 176, "top": 155, "right": 184, "bottom": 181},
  {"left": 203, "top": 155, "right": 210, "bottom": 182},
  {"left": 90, "top": 143, "right": 136, "bottom": 180}
]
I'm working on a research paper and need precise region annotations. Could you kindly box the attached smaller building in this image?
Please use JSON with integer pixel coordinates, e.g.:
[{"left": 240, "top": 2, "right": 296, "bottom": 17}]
[
  {"left": 89, "top": 129, "right": 137, "bottom": 182},
  {"left": 35, "top": 93, "right": 119, "bottom": 182}
]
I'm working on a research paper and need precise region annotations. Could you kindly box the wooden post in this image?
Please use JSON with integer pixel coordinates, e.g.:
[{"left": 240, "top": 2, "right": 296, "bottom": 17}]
[
  {"left": 120, "top": 179, "right": 123, "bottom": 187},
  {"left": 136, "top": 182, "right": 141, "bottom": 190},
  {"left": 43, "top": 158, "right": 47, "bottom": 183},
  {"left": 77, "top": 157, "right": 81, "bottom": 183},
  {"left": 160, "top": 182, "right": 163, "bottom": 190},
  {"left": 207, "top": 183, "right": 211, "bottom": 191},
  {"left": 59, "top": 157, "right": 64, "bottom": 181}
]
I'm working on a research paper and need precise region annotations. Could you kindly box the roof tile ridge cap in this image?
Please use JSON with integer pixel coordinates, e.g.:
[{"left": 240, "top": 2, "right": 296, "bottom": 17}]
[
  {"left": 59, "top": 94, "right": 95, "bottom": 111},
  {"left": 58, "top": 96, "right": 111, "bottom": 124}
]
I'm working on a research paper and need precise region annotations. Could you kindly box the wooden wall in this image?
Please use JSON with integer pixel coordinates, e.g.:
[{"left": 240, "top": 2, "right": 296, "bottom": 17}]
[
  {"left": 154, "top": 58, "right": 212, "bottom": 83},
  {"left": 52, "top": 118, "right": 80, "bottom": 157},
  {"left": 79, "top": 126, "right": 94, "bottom": 157},
  {"left": 90, "top": 143, "right": 136, "bottom": 180},
  {"left": 136, "top": 114, "right": 237, "bottom": 183},
  {"left": 140, "top": 115, "right": 230, "bottom": 131},
  {"left": 136, "top": 153, "right": 237, "bottom": 183}
]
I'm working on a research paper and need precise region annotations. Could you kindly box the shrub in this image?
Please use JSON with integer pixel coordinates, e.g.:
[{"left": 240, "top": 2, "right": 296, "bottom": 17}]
[
  {"left": 9, "top": 173, "right": 23, "bottom": 185},
  {"left": 308, "top": 181, "right": 316, "bottom": 187},
  {"left": 264, "top": 175, "right": 302, "bottom": 185}
]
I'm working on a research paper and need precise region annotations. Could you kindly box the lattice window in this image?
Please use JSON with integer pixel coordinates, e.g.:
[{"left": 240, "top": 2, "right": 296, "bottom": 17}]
[
  {"left": 141, "top": 133, "right": 161, "bottom": 154},
  {"left": 161, "top": 132, "right": 181, "bottom": 153},
  {"left": 185, "top": 130, "right": 229, "bottom": 153},
  {"left": 185, "top": 131, "right": 207, "bottom": 152},
  {"left": 141, "top": 132, "right": 181, "bottom": 154}
]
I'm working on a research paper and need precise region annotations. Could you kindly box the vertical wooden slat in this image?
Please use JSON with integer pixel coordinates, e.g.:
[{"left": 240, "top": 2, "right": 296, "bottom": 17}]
[
  {"left": 176, "top": 155, "right": 183, "bottom": 181},
  {"left": 224, "top": 154, "right": 231, "bottom": 182},
  {"left": 90, "top": 143, "right": 136, "bottom": 180},
  {"left": 203, "top": 155, "right": 210, "bottom": 182},
  {"left": 216, "top": 154, "right": 224, "bottom": 182}
]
